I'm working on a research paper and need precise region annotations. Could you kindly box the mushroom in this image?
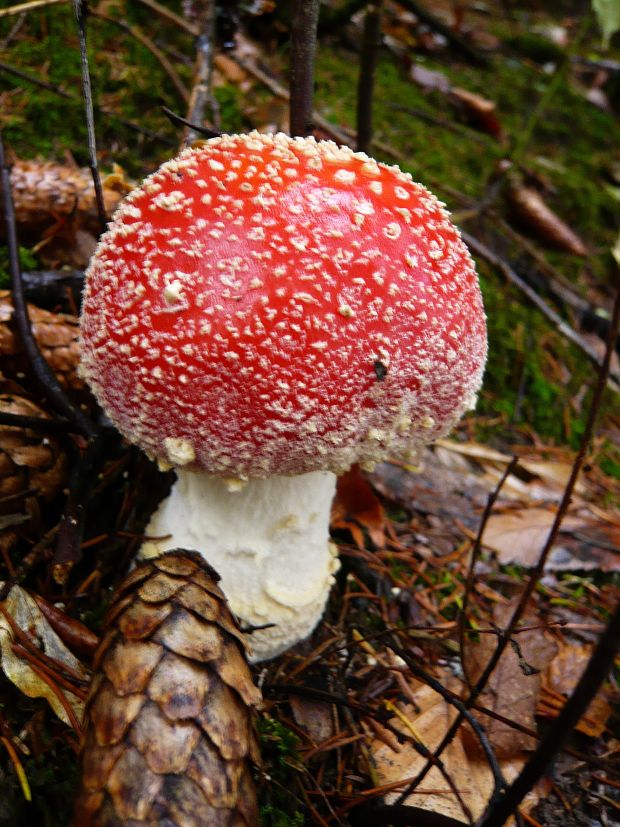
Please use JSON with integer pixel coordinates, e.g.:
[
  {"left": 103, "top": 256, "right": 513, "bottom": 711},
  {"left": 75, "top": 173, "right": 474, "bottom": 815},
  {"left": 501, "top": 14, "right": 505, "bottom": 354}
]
[{"left": 79, "top": 132, "right": 487, "bottom": 661}]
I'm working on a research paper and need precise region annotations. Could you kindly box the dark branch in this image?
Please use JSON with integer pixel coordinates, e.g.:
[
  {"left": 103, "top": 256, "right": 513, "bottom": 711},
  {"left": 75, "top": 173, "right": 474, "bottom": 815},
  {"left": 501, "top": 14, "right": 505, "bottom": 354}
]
[
  {"left": 289, "top": 0, "right": 321, "bottom": 137},
  {"left": 356, "top": 1, "right": 384, "bottom": 153},
  {"left": 72, "top": 0, "right": 107, "bottom": 235}
]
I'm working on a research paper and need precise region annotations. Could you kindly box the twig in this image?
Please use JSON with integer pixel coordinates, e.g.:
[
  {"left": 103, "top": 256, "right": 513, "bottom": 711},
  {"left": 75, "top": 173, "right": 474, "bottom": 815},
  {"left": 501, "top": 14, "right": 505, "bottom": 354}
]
[
  {"left": 161, "top": 105, "right": 220, "bottom": 139},
  {"left": 73, "top": 0, "right": 107, "bottom": 235},
  {"left": 0, "top": 134, "right": 94, "bottom": 439},
  {"left": 0, "top": 0, "right": 64, "bottom": 19},
  {"left": 477, "top": 598, "right": 620, "bottom": 826},
  {"left": 266, "top": 682, "right": 470, "bottom": 820},
  {"left": 458, "top": 458, "right": 519, "bottom": 691},
  {"left": 290, "top": 0, "right": 321, "bottom": 137},
  {"left": 0, "top": 61, "right": 175, "bottom": 145},
  {"left": 181, "top": 0, "right": 218, "bottom": 147},
  {"left": 356, "top": 1, "right": 384, "bottom": 153},
  {"left": 232, "top": 55, "right": 353, "bottom": 146},
  {"left": 397, "top": 0, "right": 489, "bottom": 66},
  {"left": 91, "top": 9, "right": 190, "bottom": 104},
  {"left": 398, "top": 261, "right": 620, "bottom": 811},
  {"left": 0, "top": 411, "right": 73, "bottom": 435},
  {"left": 460, "top": 231, "right": 620, "bottom": 392},
  {"left": 135, "top": 0, "right": 199, "bottom": 37},
  {"left": 387, "top": 638, "right": 507, "bottom": 806}
]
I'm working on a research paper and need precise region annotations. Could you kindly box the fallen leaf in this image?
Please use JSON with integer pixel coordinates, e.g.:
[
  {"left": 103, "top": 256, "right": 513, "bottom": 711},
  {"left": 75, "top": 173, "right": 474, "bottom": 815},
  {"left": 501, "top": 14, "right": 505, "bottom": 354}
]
[
  {"left": 450, "top": 87, "right": 502, "bottom": 137},
  {"left": 370, "top": 675, "right": 539, "bottom": 824},
  {"left": 290, "top": 694, "right": 335, "bottom": 745},
  {"left": 0, "top": 585, "right": 89, "bottom": 728},
  {"left": 506, "top": 184, "right": 587, "bottom": 255},
  {"left": 481, "top": 507, "right": 620, "bottom": 570},
  {"left": 332, "top": 465, "right": 385, "bottom": 549},
  {"left": 410, "top": 64, "right": 451, "bottom": 94},
  {"left": 541, "top": 640, "right": 612, "bottom": 737},
  {"left": 463, "top": 601, "right": 557, "bottom": 756}
]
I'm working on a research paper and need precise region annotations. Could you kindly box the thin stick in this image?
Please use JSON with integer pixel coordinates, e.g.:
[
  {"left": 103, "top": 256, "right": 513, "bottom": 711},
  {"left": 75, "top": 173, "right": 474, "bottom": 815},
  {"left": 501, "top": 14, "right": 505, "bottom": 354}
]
[
  {"left": 396, "top": 263, "right": 620, "bottom": 808},
  {"left": 458, "top": 458, "right": 519, "bottom": 690},
  {"left": 461, "top": 231, "right": 620, "bottom": 392},
  {"left": 233, "top": 55, "right": 353, "bottom": 146},
  {"left": 135, "top": 0, "right": 199, "bottom": 36},
  {"left": 478, "top": 598, "right": 620, "bottom": 826},
  {"left": 356, "top": 1, "right": 384, "bottom": 153},
  {"left": 0, "top": 134, "right": 95, "bottom": 440},
  {"left": 289, "top": 0, "right": 321, "bottom": 137},
  {"left": 0, "top": 411, "right": 72, "bottom": 435},
  {"left": 0, "top": 61, "right": 175, "bottom": 145},
  {"left": 181, "top": 0, "right": 218, "bottom": 147},
  {"left": 0, "top": 0, "right": 64, "bottom": 19},
  {"left": 91, "top": 10, "right": 190, "bottom": 104},
  {"left": 72, "top": 0, "right": 106, "bottom": 235}
]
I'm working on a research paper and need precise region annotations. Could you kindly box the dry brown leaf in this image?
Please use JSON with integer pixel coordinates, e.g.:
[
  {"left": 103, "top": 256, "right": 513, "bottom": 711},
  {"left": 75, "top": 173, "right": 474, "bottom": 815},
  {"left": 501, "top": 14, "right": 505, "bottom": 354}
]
[
  {"left": 464, "top": 601, "right": 557, "bottom": 756},
  {"left": 506, "top": 184, "right": 587, "bottom": 255},
  {"left": 541, "top": 640, "right": 612, "bottom": 737},
  {"left": 370, "top": 676, "right": 538, "bottom": 824},
  {"left": 289, "top": 694, "right": 335, "bottom": 745},
  {"left": 0, "top": 585, "right": 89, "bottom": 727},
  {"left": 450, "top": 87, "right": 503, "bottom": 137},
  {"left": 331, "top": 465, "right": 385, "bottom": 549},
  {"left": 481, "top": 507, "right": 620, "bottom": 570}
]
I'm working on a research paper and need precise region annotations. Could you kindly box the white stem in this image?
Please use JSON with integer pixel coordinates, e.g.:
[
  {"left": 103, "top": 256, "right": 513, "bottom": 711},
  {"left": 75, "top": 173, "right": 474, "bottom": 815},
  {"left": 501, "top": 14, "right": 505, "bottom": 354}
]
[{"left": 140, "top": 470, "right": 339, "bottom": 661}]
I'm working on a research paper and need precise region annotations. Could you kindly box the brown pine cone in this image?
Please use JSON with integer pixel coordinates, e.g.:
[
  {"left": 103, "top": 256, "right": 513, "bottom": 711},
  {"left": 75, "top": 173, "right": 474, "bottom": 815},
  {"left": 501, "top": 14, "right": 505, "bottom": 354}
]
[
  {"left": 0, "top": 291, "right": 83, "bottom": 390},
  {"left": 0, "top": 392, "right": 68, "bottom": 554},
  {"left": 72, "top": 551, "right": 262, "bottom": 827},
  {"left": 6, "top": 159, "right": 128, "bottom": 237}
]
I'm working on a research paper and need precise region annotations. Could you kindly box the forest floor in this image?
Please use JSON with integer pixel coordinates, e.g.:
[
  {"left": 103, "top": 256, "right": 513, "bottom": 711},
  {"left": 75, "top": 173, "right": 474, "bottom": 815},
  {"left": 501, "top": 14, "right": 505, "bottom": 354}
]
[{"left": 0, "top": 1, "right": 619, "bottom": 825}]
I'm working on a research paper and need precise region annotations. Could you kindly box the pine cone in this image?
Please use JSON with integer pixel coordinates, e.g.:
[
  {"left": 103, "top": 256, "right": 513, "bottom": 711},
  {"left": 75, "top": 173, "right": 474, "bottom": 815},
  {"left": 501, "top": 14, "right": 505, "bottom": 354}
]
[
  {"left": 0, "top": 291, "right": 83, "bottom": 390},
  {"left": 0, "top": 392, "right": 68, "bottom": 554},
  {"left": 72, "top": 551, "right": 262, "bottom": 827},
  {"left": 7, "top": 159, "right": 128, "bottom": 237}
]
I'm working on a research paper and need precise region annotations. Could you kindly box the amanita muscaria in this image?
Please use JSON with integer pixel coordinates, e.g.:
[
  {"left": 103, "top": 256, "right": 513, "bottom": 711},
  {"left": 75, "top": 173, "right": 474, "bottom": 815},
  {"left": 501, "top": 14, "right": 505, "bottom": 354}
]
[{"left": 80, "top": 132, "right": 487, "bottom": 661}]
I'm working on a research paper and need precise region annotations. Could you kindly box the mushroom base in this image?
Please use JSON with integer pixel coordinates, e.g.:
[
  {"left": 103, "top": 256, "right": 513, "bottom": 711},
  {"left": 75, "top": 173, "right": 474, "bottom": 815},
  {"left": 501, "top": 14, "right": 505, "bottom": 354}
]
[{"left": 140, "top": 470, "right": 339, "bottom": 661}]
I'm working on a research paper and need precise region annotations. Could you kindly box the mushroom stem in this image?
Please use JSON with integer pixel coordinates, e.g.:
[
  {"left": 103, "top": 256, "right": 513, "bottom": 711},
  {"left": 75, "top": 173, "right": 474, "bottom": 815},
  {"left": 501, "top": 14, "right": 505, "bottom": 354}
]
[{"left": 140, "top": 469, "right": 339, "bottom": 661}]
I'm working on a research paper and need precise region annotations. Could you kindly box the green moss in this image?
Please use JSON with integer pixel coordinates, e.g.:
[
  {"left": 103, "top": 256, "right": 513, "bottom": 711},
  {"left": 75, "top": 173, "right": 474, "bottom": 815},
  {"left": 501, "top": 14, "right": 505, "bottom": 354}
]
[
  {"left": 257, "top": 716, "right": 307, "bottom": 826},
  {"left": 0, "top": 247, "right": 38, "bottom": 288}
]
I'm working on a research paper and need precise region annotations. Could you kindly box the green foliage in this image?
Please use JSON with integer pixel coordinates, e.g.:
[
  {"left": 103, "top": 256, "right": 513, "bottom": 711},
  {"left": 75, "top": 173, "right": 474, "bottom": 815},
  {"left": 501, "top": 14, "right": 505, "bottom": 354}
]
[
  {"left": 593, "top": 0, "right": 620, "bottom": 46},
  {"left": 257, "top": 716, "right": 306, "bottom": 826},
  {"left": 0, "top": 247, "right": 38, "bottom": 288}
]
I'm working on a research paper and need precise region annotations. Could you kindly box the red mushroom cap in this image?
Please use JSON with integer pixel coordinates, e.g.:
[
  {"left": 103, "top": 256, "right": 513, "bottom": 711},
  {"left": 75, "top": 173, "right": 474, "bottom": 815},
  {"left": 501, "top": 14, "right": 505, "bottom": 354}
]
[{"left": 80, "top": 132, "right": 487, "bottom": 478}]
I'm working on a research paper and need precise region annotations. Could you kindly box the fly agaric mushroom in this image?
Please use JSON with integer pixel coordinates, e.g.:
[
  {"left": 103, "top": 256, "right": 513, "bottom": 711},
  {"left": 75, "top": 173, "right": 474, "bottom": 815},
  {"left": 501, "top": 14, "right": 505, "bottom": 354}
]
[{"left": 79, "top": 132, "right": 487, "bottom": 661}]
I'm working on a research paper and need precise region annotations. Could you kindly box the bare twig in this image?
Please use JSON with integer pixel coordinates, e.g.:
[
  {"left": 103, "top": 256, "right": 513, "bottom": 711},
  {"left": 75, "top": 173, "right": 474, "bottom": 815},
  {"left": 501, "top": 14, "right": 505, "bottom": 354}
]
[
  {"left": 477, "top": 598, "right": 620, "bottom": 826},
  {"left": 458, "top": 458, "right": 519, "bottom": 690},
  {"left": 397, "top": 262, "right": 620, "bottom": 810},
  {"left": 161, "top": 105, "right": 220, "bottom": 139},
  {"left": 290, "top": 0, "right": 321, "bottom": 137},
  {"left": 356, "top": 1, "right": 384, "bottom": 153},
  {"left": 72, "top": 0, "right": 107, "bottom": 235},
  {"left": 0, "top": 61, "right": 175, "bottom": 145},
  {"left": 135, "top": 0, "right": 199, "bottom": 37},
  {"left": 0, "top": 0, "right": 65, "bottom": 19},
  {"left": 181, "top": 0, "right": 218, "bottom": 147},
  {"left": 233, "top": 55, "right": 353, "bottom": 146},
  {"left": 397, "top": 0, "right": 489, "bottom": 66},
  {"left": 0, "top": 411, "right": 73, "bottom": 434},
  {"left": 461, "top": 231, "right": 620, "bottom": 392},
  {"left": 0, "top": 135, "right": 94, "bottom": 439},
  {"left": 91, "top": 8, "right": 190, "bottom": 104}
]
